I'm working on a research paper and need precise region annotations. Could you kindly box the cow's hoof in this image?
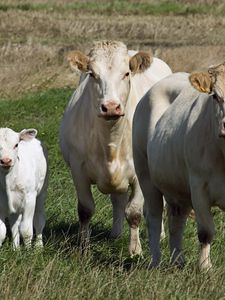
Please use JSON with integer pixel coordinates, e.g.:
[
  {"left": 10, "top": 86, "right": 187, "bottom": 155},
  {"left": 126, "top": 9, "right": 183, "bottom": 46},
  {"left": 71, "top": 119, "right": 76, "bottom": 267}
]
[
  {"left": 171, "top": 254, "right": 185, "bottom": 269},
  {"left": 160, "top": 230, "right": 166, "bottom": 240},
  {"left": 199, "top": 260, "right": 212, "bottom": 272},
  {"left": 109, "top": 231, "right": 121, "bottom": 240},
  {"left": 129, "top": 243, "right": 142, "bottom": 257}
]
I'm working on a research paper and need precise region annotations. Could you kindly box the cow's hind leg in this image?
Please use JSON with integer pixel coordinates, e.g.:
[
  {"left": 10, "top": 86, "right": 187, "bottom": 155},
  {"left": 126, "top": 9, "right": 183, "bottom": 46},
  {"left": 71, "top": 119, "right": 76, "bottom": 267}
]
[
  {"left": 144, "top": 184, "right": 164, "bottom": 267},
  {"left": 190, "top": 180, "right": 214, "bottom": 271},
  {"left": 110, "top": 193, "right": 128, "bottom": 239},
  {"left": 167, "top": 202, "right": 191, "bottom": 268},
  {"left": 133, "top": 147, "right": 163, "bottom": 264},
  {"left": 196, "top": 211, "right": 214, "bottom": 271}
]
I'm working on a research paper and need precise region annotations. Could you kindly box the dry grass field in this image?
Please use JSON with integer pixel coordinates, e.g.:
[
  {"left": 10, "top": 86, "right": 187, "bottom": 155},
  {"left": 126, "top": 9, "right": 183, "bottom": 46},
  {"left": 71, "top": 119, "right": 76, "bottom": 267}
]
[
  {"left": 1, "top": 0, "right": 225, "bottom": 98},
  {"left": 1, "top": 1, "right": 225, "bottom": 299}
]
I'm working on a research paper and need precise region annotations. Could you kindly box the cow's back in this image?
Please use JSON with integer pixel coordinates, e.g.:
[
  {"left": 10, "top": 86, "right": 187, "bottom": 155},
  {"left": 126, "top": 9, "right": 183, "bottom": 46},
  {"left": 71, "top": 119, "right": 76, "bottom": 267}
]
[
  {"left": 132, "top": 57, "right": 172, "bottom": 101},
  {"left": 133, "top": 72, "right": 189, "bottom": 160}
]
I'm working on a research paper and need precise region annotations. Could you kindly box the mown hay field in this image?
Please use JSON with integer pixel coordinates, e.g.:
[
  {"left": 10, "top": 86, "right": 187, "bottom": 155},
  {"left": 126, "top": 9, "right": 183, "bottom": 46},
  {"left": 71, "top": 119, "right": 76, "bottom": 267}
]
[{"left": 1, "top": 1, "right": 225, "bottom": 299}]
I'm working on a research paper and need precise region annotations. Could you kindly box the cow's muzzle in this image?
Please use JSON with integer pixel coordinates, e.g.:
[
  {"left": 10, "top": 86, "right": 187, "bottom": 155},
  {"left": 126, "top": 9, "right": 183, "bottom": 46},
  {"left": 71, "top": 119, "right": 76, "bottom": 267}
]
[
  {"left": 99, "top": 101, "right": 124, "bottom": 120},
  {"left": 0, "top": 157, "right": 12, "bottom": 169}
]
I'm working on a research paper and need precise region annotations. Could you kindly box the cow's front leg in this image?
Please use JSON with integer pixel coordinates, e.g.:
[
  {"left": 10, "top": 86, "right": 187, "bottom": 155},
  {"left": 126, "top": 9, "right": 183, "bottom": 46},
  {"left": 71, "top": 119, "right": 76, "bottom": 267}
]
[
  {"left": 71, "top": 163, "right": 95, "bottom": 249},
  {"left": 78, "top": 193, "right": 95, "bottom": 250},
  {"left": 110, "top": 193, "right": 128, "bottom": 239},
  {"left": 125, "top": 178, "right": 144, "bottom": 257}
]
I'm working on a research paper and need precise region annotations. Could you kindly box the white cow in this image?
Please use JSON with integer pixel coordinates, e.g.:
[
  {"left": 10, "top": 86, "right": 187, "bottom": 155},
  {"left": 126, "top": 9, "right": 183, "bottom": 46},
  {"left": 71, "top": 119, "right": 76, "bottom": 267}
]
[
  {"left": 60, "top": 40, "right": 172, "bottom": 256},
  {"left": 0, "top": 128, "right": 48, "bottom": 248},
  {"left": 133, "top": 62, "right": 225, "bottom": 270}
]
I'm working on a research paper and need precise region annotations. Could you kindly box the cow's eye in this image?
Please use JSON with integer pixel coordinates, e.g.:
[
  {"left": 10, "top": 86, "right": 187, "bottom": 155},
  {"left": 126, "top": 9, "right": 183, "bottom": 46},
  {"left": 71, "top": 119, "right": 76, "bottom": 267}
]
[
  {"left": 14, "top": 143, "right": 18, "bottom": 149},
  {"left": 123, "top": 72, "right": 130, "bottom": 79},
  {"left": 89, "top": 72, "right": 99, "bottom": 81}
]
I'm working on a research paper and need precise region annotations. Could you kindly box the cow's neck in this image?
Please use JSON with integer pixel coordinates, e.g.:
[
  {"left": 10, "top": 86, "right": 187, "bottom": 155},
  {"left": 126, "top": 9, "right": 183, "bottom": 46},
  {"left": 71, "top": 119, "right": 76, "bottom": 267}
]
[
  {"left": 96, "top": 116, "right": 129, "bottom": 160},
  {"left": 95, "top": 84, "right": 135, "bottom": 162}
]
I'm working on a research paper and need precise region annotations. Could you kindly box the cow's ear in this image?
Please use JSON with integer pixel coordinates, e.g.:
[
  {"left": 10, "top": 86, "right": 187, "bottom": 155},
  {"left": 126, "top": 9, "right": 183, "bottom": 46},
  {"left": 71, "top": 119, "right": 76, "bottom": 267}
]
[
  {"left": 19, "top": 129, "right": 37, "bottom": 141},
  {"left": 129, "top": 51, "right": 153, "bottom": 74},
  {"left": 67, "top": 50, "right": 89, "bottom": 72},
  {"left": 189, "top": 72, "right": 212, "bottom": 93}
]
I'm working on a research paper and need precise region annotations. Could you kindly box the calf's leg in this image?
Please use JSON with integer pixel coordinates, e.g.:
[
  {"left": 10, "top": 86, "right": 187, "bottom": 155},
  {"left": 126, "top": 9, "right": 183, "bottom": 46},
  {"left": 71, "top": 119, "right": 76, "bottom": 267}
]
[
  {"left": 0, "top": 216, "right": 6, "bottom": 247},
  {"left": 20, "top": 192, "right": 36, "bottom": 248},
  {"left": 9, "top": 213, "right": 22, "bottom": 249},
  {"left": 33, "top": 192, "right": 46, "bottom": 248},
  {"left": 33, "top": 171, "right": 47, "bottom": 248}
]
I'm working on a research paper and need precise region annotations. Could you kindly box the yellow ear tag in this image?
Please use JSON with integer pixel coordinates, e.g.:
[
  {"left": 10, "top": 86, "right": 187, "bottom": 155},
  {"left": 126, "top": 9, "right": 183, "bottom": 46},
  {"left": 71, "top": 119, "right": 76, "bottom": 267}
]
[{"left": 200, "top": 87, "right": 208, "bottom": 93}]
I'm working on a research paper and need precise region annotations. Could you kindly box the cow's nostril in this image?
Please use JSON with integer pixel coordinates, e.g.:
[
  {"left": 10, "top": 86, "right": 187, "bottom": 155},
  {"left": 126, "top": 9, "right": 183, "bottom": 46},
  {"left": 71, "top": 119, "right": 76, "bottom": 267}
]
[
  {"left": 116, "top": 104, "right": 121, "bottom": 112},
  {"left": 0, "top": 158, "right": 12, "bottom": 165},
  {"left": 101, "top": 104, "right": 107, "bottom": 113}
]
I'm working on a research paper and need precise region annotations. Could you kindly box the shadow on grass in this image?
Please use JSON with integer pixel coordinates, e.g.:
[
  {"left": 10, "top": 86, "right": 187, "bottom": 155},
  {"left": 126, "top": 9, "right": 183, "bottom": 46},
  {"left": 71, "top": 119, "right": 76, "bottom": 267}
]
[
  {"left": 44, "top": 221, "right": 112, "bottom": 246},
  {"left": 43, "top": 221, "right": 143, "bottom": 271}
]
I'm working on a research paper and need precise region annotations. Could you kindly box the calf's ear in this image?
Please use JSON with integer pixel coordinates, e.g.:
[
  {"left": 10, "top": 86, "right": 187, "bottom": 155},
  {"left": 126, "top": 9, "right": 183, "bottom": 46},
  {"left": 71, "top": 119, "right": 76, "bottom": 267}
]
[
  {"left": 67, "top": 50, "right": 89, "bottom": 72},
  {"left": 19, "top": 129, "right": 37, "bottom": 141},
  {"left": 189, "top": 72, "right": 212, "bottom": 93},
  {"left": 129, "top": 50, "right": 153, "bottom": 74}
]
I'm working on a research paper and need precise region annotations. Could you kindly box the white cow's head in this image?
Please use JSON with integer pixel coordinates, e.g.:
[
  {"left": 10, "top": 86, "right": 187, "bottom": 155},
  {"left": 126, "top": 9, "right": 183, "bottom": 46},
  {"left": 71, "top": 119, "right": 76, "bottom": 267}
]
[
  {"left": 190, "top": 62, "right": 225, "bottom": 137},
  {"left": 67, "top": 41, "right": 152, "bottom": 120},
  {"left": 0, "top": 128, "right": 37, "bottom": 170}
]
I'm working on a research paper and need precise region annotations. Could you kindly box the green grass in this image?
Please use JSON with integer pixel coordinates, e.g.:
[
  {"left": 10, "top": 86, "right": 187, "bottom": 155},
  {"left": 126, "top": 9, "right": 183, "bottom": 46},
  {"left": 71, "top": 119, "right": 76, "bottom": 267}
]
[
  {"left": 0, "top": 1, "right": 224, "bottom": 16},
  {"left": 1, "top": 89, "right": 225, "bottom": 299}
]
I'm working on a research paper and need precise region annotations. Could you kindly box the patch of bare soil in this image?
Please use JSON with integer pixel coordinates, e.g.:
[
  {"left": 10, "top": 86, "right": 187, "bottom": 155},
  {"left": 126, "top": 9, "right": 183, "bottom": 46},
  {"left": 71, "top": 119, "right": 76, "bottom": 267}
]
[{"left": 1, "top": 9, "right": 225, "bottom": 98}]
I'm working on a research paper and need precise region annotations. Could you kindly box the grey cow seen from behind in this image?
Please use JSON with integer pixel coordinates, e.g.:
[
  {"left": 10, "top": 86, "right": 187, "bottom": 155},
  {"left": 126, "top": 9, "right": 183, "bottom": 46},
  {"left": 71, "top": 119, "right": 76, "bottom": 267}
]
[{"left": 133, "top": 63, "right": 225, "bottom": 271}]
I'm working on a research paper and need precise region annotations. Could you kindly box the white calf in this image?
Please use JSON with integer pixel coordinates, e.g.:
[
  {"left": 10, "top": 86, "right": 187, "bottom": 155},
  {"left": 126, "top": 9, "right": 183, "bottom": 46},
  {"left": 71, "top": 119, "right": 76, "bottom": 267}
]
[{"left": 0, "top": 128, "right": 48, "bottom": 248}]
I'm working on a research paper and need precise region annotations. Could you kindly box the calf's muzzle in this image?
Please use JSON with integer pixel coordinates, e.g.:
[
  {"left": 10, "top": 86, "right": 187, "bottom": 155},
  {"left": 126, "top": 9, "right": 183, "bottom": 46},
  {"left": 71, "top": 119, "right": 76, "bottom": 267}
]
[{"left": 0, "top": 157, "right": 12, "bottom": 168}]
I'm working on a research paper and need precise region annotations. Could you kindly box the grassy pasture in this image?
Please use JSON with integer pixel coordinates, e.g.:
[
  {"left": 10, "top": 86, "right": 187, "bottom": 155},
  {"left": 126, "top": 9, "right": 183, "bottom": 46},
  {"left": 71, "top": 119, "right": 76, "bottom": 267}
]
[
  {"left": 1, "top": 0, "right": 225, "bottom": 299},
  {"left": 0, "top": 0, "right": 224, "bottom": 16},
  {"left": 0, "top": 89, "right": 225, "bottom": 299},
  {"left": 1, "top": 0, "right": 225, "bottom": 99}
]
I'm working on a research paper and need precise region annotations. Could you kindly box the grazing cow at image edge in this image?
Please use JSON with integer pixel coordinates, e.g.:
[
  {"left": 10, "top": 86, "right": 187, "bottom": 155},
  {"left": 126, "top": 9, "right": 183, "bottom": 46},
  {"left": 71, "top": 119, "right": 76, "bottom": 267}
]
[
  {"left": 0, "top": 128, "right": 48, "bottom": 248},
  {"left": 133, "top": 62, "right": 225, "bottom": 270},
  {"left": 60, "top": 40, "right": 172, "bottom": 256}
]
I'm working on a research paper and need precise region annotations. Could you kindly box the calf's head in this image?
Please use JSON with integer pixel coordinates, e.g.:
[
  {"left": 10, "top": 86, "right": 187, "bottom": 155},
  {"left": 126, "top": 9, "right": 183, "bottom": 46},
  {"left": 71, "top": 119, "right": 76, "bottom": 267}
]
[
  {"left": 0, "top": 128, "right": 37, "bottom": 170},
  {"left": 67, "top": 40, "right": 152, "bottom": 120},
  {"left": 189, "top": 62, "right": 225, "bottom": 137}
]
